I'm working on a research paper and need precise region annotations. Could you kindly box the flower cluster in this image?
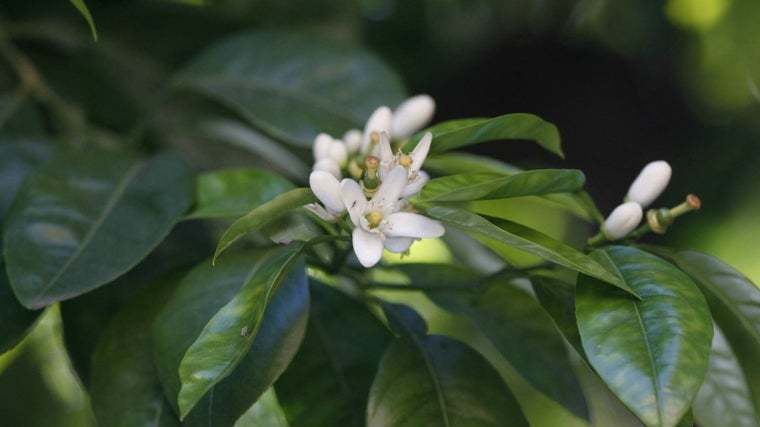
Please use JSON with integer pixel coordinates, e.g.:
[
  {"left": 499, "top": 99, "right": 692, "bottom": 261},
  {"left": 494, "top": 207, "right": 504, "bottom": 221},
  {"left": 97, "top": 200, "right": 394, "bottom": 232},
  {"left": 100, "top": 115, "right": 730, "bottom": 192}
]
[
  {"left": 602, "top": 160, "right": 672, "bottom": 239},
  {"left": 306, "top": 95, "right": 445, "bottom": 268}
]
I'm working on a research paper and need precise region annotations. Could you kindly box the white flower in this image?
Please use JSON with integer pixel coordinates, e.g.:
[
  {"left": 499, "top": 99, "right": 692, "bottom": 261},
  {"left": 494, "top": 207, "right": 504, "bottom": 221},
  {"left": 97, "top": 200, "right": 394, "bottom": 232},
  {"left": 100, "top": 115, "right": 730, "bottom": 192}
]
[
  {"left": 312, "top": 158, "right": 341, "bottom": 180},
  {"left": 340, "top": 166, "right": 445, "bottom": 267},
  {"left": 626, "top": 160, "right": 672, "bottom": 208},
  {"left": 603, "top": 201, "right": 643, "bottom": 239},
  {"left": 306, "top": 171, "right": 345, "bottom": 221},
  {"left": 392, "top": 94, "right": 436, "bottom": 140},
  {"left": 375, "top": 131, "right": 433, "bottom": 197}
]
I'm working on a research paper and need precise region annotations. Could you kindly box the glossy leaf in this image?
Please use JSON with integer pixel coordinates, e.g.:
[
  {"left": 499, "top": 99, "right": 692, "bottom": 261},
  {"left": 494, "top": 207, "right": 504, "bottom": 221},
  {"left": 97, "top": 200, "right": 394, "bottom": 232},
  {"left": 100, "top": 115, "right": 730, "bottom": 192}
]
[
  {"left": 665, "top": 249, "right": 760, "bottom": 418},
  {"left": 175, "top": 31, "right": 406, "bottom": 147},
  {"left": 214, "top": 188, "right": 317, "bottom": 262},
  {"left": 530, "top": 274, "right": 584, "bottom": 355},
  {"left": 406, "top": 114, "right": 563, "bottom": 158},
  {"left": 694, "top": 324, "right": 759, "bottom": 427},
  {"left": 3, "top": 148, "right": 193, "bottom": 309},
  {"left": 417, "top": 169, "right": 585, "bottom": 202},
  {"left": 188, "top": 167, "right": 294, "bottom": 219},
  {"left": 0, "top": 262, "right": 40, "bottom": 354},
  {"left": 69, "top": 0, "right": 98, "bottom": 40},
  {"left": 275, "top": 281, "right": 392, "bottom": 427},
  {"left": 89, "top": 278, "right": 181, "bottom": 427},
  {"left": 234, "top": 388, "right": 290, "bottom": 427},
  {"left": 178, "top": 243, "right": 307, "bottom": 419},
  {"left": 368, "top": 302, "right": 529, "bottom": 427},
  {"left": 153, "top": 249, "right": 309, "bottom": 426},
  {"left": 576, "top": 246, "right": 713, "bottom": 427},
  {"left": 425, "top": 205, "right": 633, "bottom": 295},
  {"left": 427, "top": 275, "right": 590, "bottom": 421}
]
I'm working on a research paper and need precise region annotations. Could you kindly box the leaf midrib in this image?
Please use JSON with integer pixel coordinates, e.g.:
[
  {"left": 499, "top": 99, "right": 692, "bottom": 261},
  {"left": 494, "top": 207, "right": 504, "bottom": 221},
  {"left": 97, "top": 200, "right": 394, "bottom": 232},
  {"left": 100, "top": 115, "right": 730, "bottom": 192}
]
[{"left": 33, "top": 161, "right": 142, "bottom": 302}]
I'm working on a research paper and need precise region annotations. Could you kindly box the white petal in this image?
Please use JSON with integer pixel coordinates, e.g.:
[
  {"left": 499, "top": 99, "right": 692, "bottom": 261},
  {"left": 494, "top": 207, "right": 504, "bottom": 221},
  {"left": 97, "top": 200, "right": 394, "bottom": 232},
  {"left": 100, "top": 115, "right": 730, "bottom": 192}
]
[
  {"left": 343, "top": 129, "right": 362, "bottom": 154},
  {"left": 626, "top": 160, "right": 672, "bottom": 208},
  {"left": 377, "top": 131, "right": 394, "bottom": 163},
  {"left": 313, "top": 133, "right": 333, "bottom": 160},
  {"left": 352, "top": 228, "right": 384, "bottom": 267},
  {"left": 371, "top": 166, "right": 407, "bottom": 210},
  {"left": 409, "top": 132, "right": 432, "bottom": 173},
  {"left": 309, "top": 171, "right": 344, "bottom": 214},
  {"left": 384, "top": 236, "right": 415, "bottom": 253},
  {"left": 361, "top": 106, "right": 392, "bottom": 154},
  {"left": 329, "top": 139, "right": 348, "bottom": 166},
  {"left": 603, "top": 201, "right": 643, "bottom": 239},
  {"left": 400, "top": 170, "right": 429, "bottom": 198},
  {"left": 304, "top": 203, "right": 341, "bottom": 222},
  {"left": 340, "top": 178, "right": 367, "bottom": 226},
  {"left": 384, "top": 212, "right": 445, "bottom": 238},
  {"left": 392, "top": 94, "right": 435, "bottom": 139},
  {"left": 313, "top": 158, "right": 341, "bottom": 179}
]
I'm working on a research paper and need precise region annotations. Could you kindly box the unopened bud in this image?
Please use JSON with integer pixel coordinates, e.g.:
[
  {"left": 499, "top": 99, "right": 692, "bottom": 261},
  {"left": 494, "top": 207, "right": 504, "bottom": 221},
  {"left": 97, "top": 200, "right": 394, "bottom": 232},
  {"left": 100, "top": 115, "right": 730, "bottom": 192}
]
[
  {"left": 361, "top": 106, "right": 392, "bottom": 154},
  {"left": 312, "top": 133, "right": 333, "bottom": 160},
  {"left": 603, "top": 201, "right": 643, "bottom": 240},
  {"left": 392, "top": 94, "right": 436, "bottom": 139},
  {"left": 343, "top": 129, "right": 362, "bottom": 154},
  {"left": 626, "top": 160, "right": 672, "bottom": 208}
]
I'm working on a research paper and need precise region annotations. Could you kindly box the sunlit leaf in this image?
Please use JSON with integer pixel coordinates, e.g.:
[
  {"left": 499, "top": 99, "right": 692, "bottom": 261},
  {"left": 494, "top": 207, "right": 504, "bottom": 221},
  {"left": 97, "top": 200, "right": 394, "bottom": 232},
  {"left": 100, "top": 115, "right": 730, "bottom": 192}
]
[
  {"left": 3, "top": 148, "right": 194, "bottom": 309},
  {"left": 275, "top": 282, "right": 391, "bottom": 426},
  {"left": 234, "top": 388, "right": 290, "bottom": 427},
  {"left": 214, "top": 188, "right": 316, "bottom": 262},
  {"left": 576, "top": 246, "right": 713, "bottom": 427},
  {"left": 68, "top": 0, "right": 98, "bottom": 41},
  {"left": 188, "top": 168, "right": 294, "bottom": 219},
  {"left": 426, "top": 274, "right": 590, "bottom": 421},
  {"left": 0, "top": 262, "right": 40, "bottom": 355},
  {"left": 406, "top": 114, "right": 563, "bottom": 158},
  {"left": 176, "top": 31, "right": 406, "bottom": 147},
  {"left": 89, "top": 277, "right": 181, "bottom": 427},
  {"left": 693, "top": 323, "right": 759, "bottom": 427},
  {"left": 425, "top": 205, "right": 634, "bottom": 295},
  {"left": 367, "top": 302, "right": 529, "bottom": 426},
  {"left": 417, "top": 169, "right": 585, "bottom": 202},
  {"left": 153, "top": 249, "right": 309, "bottom": 426},
  {"left": 178, "top": 243, "right": 307, "bottom": 419}
]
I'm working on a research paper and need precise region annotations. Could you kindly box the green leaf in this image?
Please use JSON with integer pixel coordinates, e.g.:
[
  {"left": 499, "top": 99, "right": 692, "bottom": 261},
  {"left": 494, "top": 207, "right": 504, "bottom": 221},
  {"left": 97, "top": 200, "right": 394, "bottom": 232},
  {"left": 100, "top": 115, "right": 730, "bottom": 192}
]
[
  {"left": 175, "top": 30, "right": 406, "bottom": 147},
  {"left": 423, "top": 152, "right": 523, "bottom": 176},
  {"left": 425, "top": 205, "right": 634, "bottom": 295},
  {"left": 0, "top": 137, "right": 52, "bottom": 221},
  {"left": 188, "top": 167, "right": 295, "bottom": 219},
  {"left": 664, "top": 250, "right": 760, "bottom": 419},
  {"left": 407, "top": 114, "right": 563, "bottom": 158},
  {"left": 89, "top": 277, "right": 181, "bottom": 427},
  {"left": 0, "top": 262, "right": 40, "bottom": 354},
  {"left": 694, "top": 323, "right": 759, "bottom": 427},
  {"left": 214, "top": 188, "right": 317, "bottom": 262},
  {"left": 200, "top": 119, "right": 311, "bottom": 182},
  {"left": 234, "top": 388, "right": 290, "bottom": 427},
  {"left": 367, "top": 306, "right": 529, "bottom": 426},
  {"left": 275, "top": 282, "right": 392, "bottom": 427},
  {"left": 576, "top": 246, "right": 713, "bottom": 427},
  {"left": 426, "top": 275, "right": 590, "bottom": 421},
  {"left": 68, "top": 0, "right": 98, "bottom": 41},
  {"left": 3, "top": 148, "right": 194, "bottom": 309},
  {"left": 178, "top": 243, "right": 307, "bottom": 419},
  {"left": 152, "top": 249, "right": 309, "bottom": 426},
  {"left": 530, "top": 274, "right": 584, "bottom": 355},
  {"left": 417, "top": 169, "right": 585, "bottom": 203}
]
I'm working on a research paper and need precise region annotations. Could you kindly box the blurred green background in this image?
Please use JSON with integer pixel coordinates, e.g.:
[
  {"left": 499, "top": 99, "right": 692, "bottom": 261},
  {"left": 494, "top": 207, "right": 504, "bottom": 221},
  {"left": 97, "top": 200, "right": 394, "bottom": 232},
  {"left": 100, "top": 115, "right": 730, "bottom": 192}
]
[{"left": 1, "top": 0, "right": 758, "bottom": 425}]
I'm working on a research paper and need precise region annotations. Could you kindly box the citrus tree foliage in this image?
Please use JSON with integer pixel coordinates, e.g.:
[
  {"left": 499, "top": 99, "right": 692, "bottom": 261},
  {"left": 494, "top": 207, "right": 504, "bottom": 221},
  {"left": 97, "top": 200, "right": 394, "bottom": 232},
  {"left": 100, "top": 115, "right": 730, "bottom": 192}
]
[{"left": 0, "top": 20, "right": 758, "bottom": 427}]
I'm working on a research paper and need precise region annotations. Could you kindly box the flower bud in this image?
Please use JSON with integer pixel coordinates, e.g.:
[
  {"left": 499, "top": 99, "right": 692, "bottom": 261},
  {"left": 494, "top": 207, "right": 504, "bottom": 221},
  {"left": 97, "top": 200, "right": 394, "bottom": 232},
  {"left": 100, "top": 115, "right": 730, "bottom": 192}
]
[
  {"left": 603, "top": 201, "right": 643, "bottom": 240},
  {"left": 392, "top": 94, "right": 436, "bottom": 140},
  {"left": 313, "top": 158, "right": 341, "bottom": 179},
  {"left": 626, "top": 160, "right": 672, "bottom": 208},
  {"left": 343, "top": 129, "right": 362, "bottom": 154},
  {"left": 312, "top": 133, "right": 333, "bottom": 160},
  {"left": 361, "top": 106, "right": 392, "bottom": 154},
  {"left": 328, "top": 139, "right": 348, "bottom": 166}
]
